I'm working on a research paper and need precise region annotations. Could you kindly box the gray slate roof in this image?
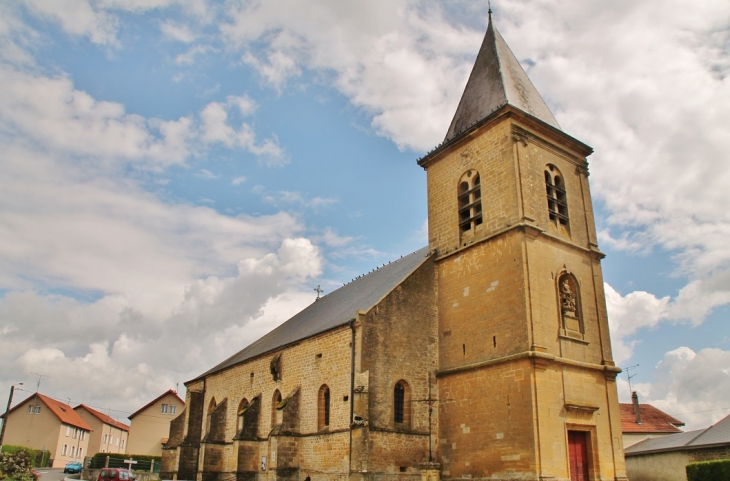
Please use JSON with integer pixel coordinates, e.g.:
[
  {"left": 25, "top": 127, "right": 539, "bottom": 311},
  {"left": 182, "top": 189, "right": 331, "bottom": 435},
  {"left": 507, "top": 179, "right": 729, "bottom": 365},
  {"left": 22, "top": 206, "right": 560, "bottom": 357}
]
[
  {"left": 191, "top": 247, "right": 432, "bottom": 381},
  {"left": 625, "top": 413, "right": 730, "bottom": 455},
  {"left": 444, "top": 14, "right": 560, "bottom": 143}
]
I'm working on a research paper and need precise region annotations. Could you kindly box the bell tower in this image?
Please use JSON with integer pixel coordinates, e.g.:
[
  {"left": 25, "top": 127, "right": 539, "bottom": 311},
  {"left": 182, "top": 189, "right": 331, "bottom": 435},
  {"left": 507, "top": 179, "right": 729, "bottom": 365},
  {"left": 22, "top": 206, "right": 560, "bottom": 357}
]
[{"left": 418, "top": 13, "right": 627, "bottom": 481}]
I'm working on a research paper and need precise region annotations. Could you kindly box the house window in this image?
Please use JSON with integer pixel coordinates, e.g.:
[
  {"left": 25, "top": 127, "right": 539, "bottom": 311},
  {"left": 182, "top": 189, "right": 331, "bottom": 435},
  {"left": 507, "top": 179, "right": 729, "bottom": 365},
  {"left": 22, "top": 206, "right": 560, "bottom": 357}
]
[
  {"left": 169, "top": 405, "right": 177, "bottom": 415},
  {"left": 161, "top": 404, "right": 168, "bottom": 414},
  {"left": 458, "top": 170, "right": 483, "bottom": 233},
  {"left": 81, "top": 431, "right": 85, "bottom": 441},
  {"left": 35, "top": 406, "right": 41, "bottom": 414},
  {"left": 394, "top": 380, "right": 411, "bottom": 426},
  {"left": 103, "top": 434, "right": 108, "bottom": 443},
  {"left": 206, "top": 398, "right": 217, "bottom": 435},
  {"left": 62, "top": 445, "right": 68, "bottom": 456},
  {"left": 66, "top": 426, "right": 70, "bottom": 436},
  {"left": 272, "top": 390, "right": 282, "bottom": 426},
  {"left": 73, "top": 428, "right": 78, "bottom": 439},
  {"left": 545, "top": 164, "right": 569, "bottom": 226},
  {"left": 78, "top": 448, "right": 83, "bottom": 459},
  {"left": 71, "top": 446, "right": 76, "bottom": 457},
  {"left": 318, "top": 385, "right": 330, "bottom": 430},
  {"left": 28, "top": 405, "right": 34, "bottom": 414},
  {"left": 121, "top": 439, "right": 124, "bottom": 449}
]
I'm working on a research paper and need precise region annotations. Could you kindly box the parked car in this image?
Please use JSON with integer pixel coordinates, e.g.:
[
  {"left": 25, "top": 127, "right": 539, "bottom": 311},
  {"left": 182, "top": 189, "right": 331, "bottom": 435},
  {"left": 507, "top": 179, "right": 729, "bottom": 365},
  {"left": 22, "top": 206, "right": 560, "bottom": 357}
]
[
  {"left": 97, "top": 468, "right": 135, "bottom": 481},
  {"left": 64, "top": 462, "right": 83, "bottom": 474}
]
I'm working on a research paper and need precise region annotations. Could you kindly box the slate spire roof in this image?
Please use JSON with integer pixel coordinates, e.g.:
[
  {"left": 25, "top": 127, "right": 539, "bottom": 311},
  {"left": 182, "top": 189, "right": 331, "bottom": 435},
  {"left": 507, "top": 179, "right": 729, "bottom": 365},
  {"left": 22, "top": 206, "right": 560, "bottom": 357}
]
[{"left": 444, "top": 12, "right": 560, "bottom": 143}]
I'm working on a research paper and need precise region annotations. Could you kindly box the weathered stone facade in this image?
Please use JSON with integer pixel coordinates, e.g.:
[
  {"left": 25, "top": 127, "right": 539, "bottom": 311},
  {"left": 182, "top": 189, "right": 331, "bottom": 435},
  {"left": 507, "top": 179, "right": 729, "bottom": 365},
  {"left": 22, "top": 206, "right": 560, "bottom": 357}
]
[{"left": 163, "top": 14, "right": 627, "bottom": 481}]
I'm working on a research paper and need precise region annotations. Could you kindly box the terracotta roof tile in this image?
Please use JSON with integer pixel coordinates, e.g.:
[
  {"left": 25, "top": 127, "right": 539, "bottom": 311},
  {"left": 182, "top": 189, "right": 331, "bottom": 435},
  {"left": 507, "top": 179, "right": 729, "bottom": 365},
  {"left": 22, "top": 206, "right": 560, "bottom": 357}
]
[
  {"left": 34, "top": 393, "right": 92, "bottom": 431},
  {"left": 75, "top": 404, "right": 130, "bottom": 432},
  {"left": 619, "top": 403, "right": 684, "bottom": 434},
  {"left": 129, "top": 390, "right": 185, "bottom": 420}
]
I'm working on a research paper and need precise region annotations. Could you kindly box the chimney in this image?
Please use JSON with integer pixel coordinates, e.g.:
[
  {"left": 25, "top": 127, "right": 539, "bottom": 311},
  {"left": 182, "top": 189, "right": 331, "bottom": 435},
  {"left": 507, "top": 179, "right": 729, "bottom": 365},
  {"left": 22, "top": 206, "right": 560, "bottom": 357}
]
[{"left": 632, "top": 391, "right": 642, "bottom": 424}]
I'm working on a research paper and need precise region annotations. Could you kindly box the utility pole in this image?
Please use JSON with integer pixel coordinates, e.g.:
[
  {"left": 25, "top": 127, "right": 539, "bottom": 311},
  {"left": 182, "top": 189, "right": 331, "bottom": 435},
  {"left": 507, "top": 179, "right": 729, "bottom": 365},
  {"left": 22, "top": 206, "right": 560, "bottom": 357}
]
[{"left": 0, "top": 383, "right": 24, "bottom": 450}]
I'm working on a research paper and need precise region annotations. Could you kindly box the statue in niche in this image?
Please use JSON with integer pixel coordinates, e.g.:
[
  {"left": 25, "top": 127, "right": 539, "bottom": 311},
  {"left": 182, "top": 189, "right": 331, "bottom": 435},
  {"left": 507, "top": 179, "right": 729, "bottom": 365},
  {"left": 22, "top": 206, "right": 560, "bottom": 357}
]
[{"left": 560, "top": 278, "right": 577, "bottom": 315}]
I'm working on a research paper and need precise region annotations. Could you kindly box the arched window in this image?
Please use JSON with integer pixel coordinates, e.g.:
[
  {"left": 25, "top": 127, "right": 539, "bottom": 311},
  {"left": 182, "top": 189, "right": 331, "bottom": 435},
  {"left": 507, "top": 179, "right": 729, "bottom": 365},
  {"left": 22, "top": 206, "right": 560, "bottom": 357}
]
[
  {"left": 237, "top": 398, "right": 249, "bottom": 433},
  {"left": 318, "top": 385, "right": 330, "bottom": 430},
  {"left": 272, "top": 390, "right": 282, "bottom": 426},
  {"left": 545, "top": 165, "right": 569, "bottom": 226},
  {"left": 558, "top": 273, "right": 583, "bottom": 336},
  {"left": 393, "top": 380, "right": 411, "bottom": 426},
  {"left": 205, "top": 398, "right": 216, "bottom": 435},
  {"left": 458, "top": 170, "right": 483, "bottom": 233}
]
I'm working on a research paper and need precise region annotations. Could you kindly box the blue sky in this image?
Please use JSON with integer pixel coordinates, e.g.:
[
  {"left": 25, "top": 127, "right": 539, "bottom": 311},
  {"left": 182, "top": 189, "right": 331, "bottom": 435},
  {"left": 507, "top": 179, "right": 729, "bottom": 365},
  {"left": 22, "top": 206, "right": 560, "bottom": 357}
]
[{"left": 0, "top": 0, "right": 729, "bottom": 432}]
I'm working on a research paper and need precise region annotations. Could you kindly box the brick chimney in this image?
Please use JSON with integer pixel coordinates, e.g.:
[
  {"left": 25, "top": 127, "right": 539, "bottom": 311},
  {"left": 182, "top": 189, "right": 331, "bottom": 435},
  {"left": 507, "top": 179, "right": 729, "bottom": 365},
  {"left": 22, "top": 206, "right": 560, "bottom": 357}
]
[{"left": 632, "top": 391, "right": 642, "bottom": 424}]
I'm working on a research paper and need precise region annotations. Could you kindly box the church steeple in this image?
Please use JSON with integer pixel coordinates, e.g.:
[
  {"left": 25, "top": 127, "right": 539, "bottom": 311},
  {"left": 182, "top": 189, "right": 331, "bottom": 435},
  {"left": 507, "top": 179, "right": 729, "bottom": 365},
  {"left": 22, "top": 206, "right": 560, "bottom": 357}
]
[{"left": 444, "top": 14, "right": 561, "bottom": 142}]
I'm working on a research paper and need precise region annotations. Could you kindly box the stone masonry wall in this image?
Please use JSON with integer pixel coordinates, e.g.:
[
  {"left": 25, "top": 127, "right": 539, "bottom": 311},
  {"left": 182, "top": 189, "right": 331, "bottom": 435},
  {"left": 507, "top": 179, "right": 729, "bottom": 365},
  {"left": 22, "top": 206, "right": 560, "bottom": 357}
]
[{"left": 359, "top": 255, "right": 438, "bottom": 475}]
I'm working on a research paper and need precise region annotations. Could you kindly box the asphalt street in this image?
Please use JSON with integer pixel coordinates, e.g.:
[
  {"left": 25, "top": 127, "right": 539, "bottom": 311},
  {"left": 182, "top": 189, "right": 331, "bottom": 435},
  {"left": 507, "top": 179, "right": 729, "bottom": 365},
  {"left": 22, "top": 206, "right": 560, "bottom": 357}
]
[{"left": 35, "top": 468, "right": 81, "bottom": 481}]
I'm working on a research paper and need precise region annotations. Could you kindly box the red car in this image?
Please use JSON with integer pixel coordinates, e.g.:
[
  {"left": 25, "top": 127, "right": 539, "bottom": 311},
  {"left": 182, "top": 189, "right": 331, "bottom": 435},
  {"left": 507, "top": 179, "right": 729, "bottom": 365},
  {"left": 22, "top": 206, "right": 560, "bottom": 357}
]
[{"left": 97, "top": 468, "right": 136, "bottom": 481}]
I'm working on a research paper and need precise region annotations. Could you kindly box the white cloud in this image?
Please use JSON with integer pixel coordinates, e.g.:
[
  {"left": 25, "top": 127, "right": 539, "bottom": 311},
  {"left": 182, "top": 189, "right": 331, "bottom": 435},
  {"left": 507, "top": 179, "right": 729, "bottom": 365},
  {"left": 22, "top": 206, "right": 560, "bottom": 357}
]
[
  {"left": 196, "top": 169, "right": 218, "bottom": 180},
  {"left": 231, "top": 176, "right": 247, "bottom": 186},
  {"left": 261, "top": 190, "right": 337, "bottom": 210},
  {"left": 1, "top": 238, "right": 323, "bottom": 413},
  {"left": 625, "top": 347, "right": 730, "bottom": 430},
  {"left": 160, "top": 20, "right": 196, "bottom": 43}
]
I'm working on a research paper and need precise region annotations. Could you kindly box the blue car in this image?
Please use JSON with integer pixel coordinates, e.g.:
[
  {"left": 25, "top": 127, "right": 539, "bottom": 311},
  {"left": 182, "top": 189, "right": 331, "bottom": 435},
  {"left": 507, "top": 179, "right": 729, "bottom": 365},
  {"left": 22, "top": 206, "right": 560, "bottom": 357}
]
[{"left": 64, "top": 461, "right": 83, "bottom": 474}]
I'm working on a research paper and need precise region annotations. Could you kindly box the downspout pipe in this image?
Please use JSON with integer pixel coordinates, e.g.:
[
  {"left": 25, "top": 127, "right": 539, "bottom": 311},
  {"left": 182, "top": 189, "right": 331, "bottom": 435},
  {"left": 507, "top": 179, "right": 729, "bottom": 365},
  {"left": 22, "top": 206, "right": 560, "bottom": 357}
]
[{"left": 348, "top": 319, "right": 356, "bottom": 473}]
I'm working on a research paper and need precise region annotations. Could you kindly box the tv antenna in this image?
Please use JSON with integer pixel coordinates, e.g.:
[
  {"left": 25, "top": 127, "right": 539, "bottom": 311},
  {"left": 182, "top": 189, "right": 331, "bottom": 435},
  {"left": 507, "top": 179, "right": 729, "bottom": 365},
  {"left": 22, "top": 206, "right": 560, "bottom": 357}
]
[
  {"left": 30, "top": 372, "right": 49, "bottom": 392},
  {"left": 624, "top": 364, "right": 639, "bottom": 396}
]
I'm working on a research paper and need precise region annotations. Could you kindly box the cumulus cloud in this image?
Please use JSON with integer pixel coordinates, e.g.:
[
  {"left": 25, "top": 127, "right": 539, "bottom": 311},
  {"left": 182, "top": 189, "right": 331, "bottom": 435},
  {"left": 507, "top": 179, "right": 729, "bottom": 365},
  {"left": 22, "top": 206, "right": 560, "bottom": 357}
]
[
  {"left": 1, "top": 238, "right": 323, "bottom": 415},
  {"left": 624, "top": 347, "right": 730, "bottom": 430}
]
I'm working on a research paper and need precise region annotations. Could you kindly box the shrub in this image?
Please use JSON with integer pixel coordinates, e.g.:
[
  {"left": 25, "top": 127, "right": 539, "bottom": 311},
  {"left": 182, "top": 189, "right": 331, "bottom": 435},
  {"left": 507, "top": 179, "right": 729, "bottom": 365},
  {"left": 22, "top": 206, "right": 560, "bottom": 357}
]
[
  {"left": 686, "top": 459, "right": 730, "bottom": 481},
  {"left": 0, "top": 447, "right": 49, "bottom": 469},
  {"left": 0, "top": 450, "right": 38, "bottom": 481}
]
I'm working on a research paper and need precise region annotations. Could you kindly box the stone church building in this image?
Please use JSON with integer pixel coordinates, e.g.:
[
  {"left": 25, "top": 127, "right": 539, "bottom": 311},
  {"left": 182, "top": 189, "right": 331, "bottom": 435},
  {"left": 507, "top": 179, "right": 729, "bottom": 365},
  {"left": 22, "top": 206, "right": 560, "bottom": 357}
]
[{"left": 162, "top": 14, "right": 628, "bottom": 481}]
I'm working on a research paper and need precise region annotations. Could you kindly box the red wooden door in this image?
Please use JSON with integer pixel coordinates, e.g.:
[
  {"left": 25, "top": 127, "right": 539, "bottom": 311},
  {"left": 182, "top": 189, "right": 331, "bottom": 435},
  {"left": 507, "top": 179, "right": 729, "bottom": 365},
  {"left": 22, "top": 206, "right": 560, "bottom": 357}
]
[{"left": 568, "top": 431, "right": 589, "bottom": 481}]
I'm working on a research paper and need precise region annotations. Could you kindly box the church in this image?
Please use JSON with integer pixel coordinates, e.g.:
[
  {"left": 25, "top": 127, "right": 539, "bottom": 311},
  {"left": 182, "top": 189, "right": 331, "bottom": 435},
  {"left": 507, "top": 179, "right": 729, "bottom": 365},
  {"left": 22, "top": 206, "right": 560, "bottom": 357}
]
[{"left": 161, "top": 13, "right": 628, "bottom": 481}]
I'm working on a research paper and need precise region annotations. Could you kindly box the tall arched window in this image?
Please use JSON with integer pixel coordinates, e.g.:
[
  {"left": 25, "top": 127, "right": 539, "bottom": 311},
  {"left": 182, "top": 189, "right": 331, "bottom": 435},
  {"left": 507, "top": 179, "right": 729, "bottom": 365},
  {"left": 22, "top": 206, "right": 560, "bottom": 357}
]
[
  {"left": 458, "top": 170, "right": 483, "bottom": 233},
  {"left": 318, "top": 385, "right": 330, "bottom": 430},
  {"left": 272, "top": 390, "right": 282, "bottom": 426},
  {"left": 205, "top": 398, "right": 216, "bottom": 436},
  {"left": 237, "top": 398, "right": 249, "bottom": 433},
  {"left": 393, "top": 380, "right": 411, "bottom": 426},
  {"left": 545, "top": 164, "right": 569, "bottom": 226}
]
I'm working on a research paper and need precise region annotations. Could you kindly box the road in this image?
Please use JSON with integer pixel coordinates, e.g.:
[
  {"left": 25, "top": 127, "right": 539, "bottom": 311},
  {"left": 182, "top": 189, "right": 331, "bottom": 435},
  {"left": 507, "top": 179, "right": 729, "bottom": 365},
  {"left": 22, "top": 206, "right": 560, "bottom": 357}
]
[{"left": 35, "top": 468, "right": 81, "bottom": 481}]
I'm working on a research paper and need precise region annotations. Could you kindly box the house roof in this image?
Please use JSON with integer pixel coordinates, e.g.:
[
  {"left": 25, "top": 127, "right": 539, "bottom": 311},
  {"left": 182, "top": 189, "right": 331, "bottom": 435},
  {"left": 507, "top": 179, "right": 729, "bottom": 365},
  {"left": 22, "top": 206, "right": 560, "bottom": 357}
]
[
  {"left": 443, "top": 13, "right": 560, "bottom": 144},
  {"left": 1, "top": 393, "right": 92, "bottom": 431},
  {"left": 619, "top": 403, "right": 685, "bottom": 434},
  {"left": 190, "top": 247, "right": 433, "bottom": 382},
  {"left": 625, "top": 413, "right": 730, "bottom": 456},
  {"left": 74, "top": 404, "right": 130, "bottom": 432},
  {"left": 128, "top": 389, "right": 185, "bottom": 420}
]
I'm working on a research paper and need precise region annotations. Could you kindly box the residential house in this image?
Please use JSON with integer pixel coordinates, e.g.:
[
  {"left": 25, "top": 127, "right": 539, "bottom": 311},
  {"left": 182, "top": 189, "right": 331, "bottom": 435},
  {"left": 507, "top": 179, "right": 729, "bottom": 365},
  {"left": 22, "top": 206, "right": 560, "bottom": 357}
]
[
  {"left": 127, "top": 390, "right": 184, "bottom": 456},
  {"left": 620, "top": 391, "right": 685, "bottom": 448},
  {"left": 624, "top": 412, "right": 730, "bottom": 481},
  {"left": 74, "top": 404, "right": 130, "bottom": 455},
  {"left": 0, "top": 392, "right": 91, "bottom": 468}
]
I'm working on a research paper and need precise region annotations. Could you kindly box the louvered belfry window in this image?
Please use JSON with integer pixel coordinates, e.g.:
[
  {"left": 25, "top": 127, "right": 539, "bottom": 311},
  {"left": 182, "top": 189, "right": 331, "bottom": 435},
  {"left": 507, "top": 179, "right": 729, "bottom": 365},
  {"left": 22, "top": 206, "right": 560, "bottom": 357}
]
[
  {"left": 458, "top": 170, "right": 483, "bottom": 232},
  {"left": 545, "top": 165, "right": 569, "bottom": 226}
]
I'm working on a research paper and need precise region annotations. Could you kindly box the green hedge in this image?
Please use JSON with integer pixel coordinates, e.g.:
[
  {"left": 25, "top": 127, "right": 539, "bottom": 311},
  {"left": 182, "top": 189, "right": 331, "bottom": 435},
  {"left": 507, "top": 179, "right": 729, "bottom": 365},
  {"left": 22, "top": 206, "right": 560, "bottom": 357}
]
[
  {"left": 0, "top": 446, "right": 50, "bottom": 468},
  {"left": 686, "top": 459, "right": 730, "bottom": 481}
]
